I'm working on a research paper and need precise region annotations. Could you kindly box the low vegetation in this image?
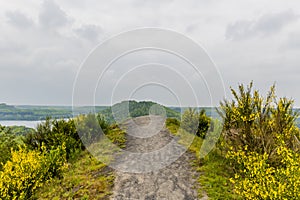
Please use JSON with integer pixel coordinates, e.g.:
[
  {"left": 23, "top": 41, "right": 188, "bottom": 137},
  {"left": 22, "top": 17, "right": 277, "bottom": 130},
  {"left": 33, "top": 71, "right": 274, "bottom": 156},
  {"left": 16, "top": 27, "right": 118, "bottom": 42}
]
[
  {"left": 219, "top": 82, "right": 300, "bottom": 199},
  {"left": 167, "top": 81, "right": 300, "bottom": 199},
  {"left": 166, "top": 117, "right": 236, "bottom": 199},
  {"left": 1, "top": 84, "right": 299, "bottom": 199},
  {"left": 0, "top": 113, "right": 126, "bottom": 199}
]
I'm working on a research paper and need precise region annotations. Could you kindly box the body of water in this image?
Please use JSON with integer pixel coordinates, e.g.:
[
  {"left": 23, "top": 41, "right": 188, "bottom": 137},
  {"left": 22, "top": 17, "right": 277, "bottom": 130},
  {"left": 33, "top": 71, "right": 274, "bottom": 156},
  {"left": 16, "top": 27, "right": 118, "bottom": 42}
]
[{"left": 0, "top": 120, "right": 42, "bottom": 129}]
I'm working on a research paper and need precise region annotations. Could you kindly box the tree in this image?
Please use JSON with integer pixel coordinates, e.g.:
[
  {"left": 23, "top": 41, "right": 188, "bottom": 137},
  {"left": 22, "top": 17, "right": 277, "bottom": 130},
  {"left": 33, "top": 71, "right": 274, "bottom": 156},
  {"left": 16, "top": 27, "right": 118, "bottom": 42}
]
[
  {"left": 181, "top": 108, "right": 211, "bottom": 138},
  {"left": 181, "top": 108, "right": 199, "bottom": 134},
  {"left": 197, "top": 109, "right": 211, "bottom": 138}
]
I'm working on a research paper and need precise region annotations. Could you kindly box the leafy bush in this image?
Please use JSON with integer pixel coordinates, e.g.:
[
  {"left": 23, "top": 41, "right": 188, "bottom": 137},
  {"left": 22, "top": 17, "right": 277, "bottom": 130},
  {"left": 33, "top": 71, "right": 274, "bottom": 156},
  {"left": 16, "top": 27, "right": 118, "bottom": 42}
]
[
  {"left": 165, "top": 118, "right": 180, "bottom": 134},
  {"left": 227, "top": 146, "right": 300, "bottom": 199},
  {"left": 0, "top": 127, "right": 23, "bottom": 170},
  {"left": 24, "top": 118, "right": 83, "bottom": 159},
  {"left": 218, "top": 82, "right": 300, "bottom": 159},
  {"left": 197, "top": 109, "right": 212, "bottom": 138},
  {"left": 219, "top": 82, "right": 300, "bottom": 198},
  {"left": 181, "top": 108, "right": 199, "bottom": 134},
  {"left": 75, "top": 113, "right": 109, "bottom": 146},
  {"left": 0, "top": 145, "right": 67, "bottom": 199},
  {"left": 181, "top": 108, "right": 211, "bottom": 138}
]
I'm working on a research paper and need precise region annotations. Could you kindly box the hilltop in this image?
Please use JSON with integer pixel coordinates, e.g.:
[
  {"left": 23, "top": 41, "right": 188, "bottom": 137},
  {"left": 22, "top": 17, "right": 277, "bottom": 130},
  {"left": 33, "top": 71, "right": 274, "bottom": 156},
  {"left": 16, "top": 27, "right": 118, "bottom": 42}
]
[{"left": 99, "top": 100, "right": 181, "bottom": 123}]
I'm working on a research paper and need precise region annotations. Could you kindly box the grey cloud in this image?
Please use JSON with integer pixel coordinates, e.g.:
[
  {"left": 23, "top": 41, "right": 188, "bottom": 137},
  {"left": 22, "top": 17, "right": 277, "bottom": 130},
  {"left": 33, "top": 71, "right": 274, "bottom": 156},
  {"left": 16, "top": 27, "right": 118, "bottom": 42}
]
[
  {"left": 39, "top": 0, "right": 70, "bottom": 28},
  {"left": 133, "top": 0, "right": 174, "bottom": 7},
  {"left": 74, "top": 25, "right": 103, "bottom": 42},
  {"left": 282, "top": 32, "right": 300, "bottom": 49},
  {"left": 1, "top": 0, "right": 300, "bottom": 106},
  {"left": 226, "top": 10, "right": 299, "bottom": 40},
  {"left": 185, "top": 23, "right": 199, "bottom": 33},
  {"left": 5, "top": 11, "right": 34, "bottom": 29}
]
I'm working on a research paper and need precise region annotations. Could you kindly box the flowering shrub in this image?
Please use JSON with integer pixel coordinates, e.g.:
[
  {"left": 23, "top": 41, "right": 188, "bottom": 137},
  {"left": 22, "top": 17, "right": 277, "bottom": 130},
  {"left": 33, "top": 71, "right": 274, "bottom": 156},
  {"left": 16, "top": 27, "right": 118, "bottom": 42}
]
[
  {"left": 0, "top": 144, "right": 67, "bottom": 199},
  {"left": 218, "top": 82, "right": 299, "bottom": 159},
  {"left": 219, "top": 82, "right": 300, "bottom": 199},
  {"left": 227, "top": 146, "right": 300, "bottom": 199}
]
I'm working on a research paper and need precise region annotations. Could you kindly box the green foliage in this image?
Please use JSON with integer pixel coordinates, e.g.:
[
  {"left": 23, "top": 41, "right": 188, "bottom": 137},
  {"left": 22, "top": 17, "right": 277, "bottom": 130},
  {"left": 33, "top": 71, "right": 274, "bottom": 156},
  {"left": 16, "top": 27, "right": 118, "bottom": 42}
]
[
  {"left": 165, "top": 118, "right": 236, "bottom": 199},
  {"left": 0, "top": 145, "right": 67, "bottom": 200},
  {"left": 0, "top": 113, "right": 124, "bottom": 199},
  {"left": 198, "top": 149, "right": 239, "bottom": 200},
  {"left": 100, "top": 100, "right": 181, "bottom": 123},
  {"left": 106, "top": 124, "right": 127, "bottom": 148},
  {"left": 0, "top": 127, "right": 24, "bottom": 170},
  {"left": 181, "top": 108, "right": 199, "bottom": 134},
  {"left": 42, "top": 144, "right": 68, "bottom": 179},
  {"left": 0, "top": 103, "right": 72, "bottom": 120},
  {"left": 75, "top": 113, "right": 109, "bottom": 146},
  {"left": 7, "top": 126, "right": 34, "bottom": 136},
  {"left": 165, "top": 118, "right": 180, "bottom": 134},
  {"left": 227, "top": 146, "right": 300, "bottom": 199},
  {"left": 35, "top": 125, "right": 126, "bottom": 199},
  {"left": 24, "top": 118, "right": 83, "bottom": 160},
  {"left": 218, "top": 82, "right": 300, "bottom": 158},
  {"left": 219, "top": 82, "right": 300, "bottom": 199},
  {"left": 34, "top": 151, "right": 114, "bottom": 200},
  {"left": 181, "top": 108, "right": 212, "bottom": 138},
  {"left": 0, "top": 103, "right": 109, "bottom": 120},
  {"left": 197, "top": 109, "right": 212, "bottom": 138}
]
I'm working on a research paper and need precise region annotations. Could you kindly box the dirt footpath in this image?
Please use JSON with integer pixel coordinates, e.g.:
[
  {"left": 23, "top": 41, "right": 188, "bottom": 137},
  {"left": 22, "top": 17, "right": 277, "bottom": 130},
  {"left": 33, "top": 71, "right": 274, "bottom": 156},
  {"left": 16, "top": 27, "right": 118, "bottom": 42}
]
[{"left": 111, "top": 115, "right": 207, "bottom": 200}]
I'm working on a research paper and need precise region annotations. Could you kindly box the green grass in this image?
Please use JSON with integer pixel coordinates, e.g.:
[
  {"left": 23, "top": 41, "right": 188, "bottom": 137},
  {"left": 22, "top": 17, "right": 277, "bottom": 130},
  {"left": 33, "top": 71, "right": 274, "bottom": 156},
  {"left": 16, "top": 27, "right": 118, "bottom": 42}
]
[
  {"left": 165, "top": 118, "right": 238, "bottom": 199},
  {"left": 34, "top": 125, "right": 126, "bottom": 199},
  {"left": 34, "top": 151, "right": 114, "bottom": 199},
  {"left": 196, "top": 150, "right": 240, "bottom": 199}
]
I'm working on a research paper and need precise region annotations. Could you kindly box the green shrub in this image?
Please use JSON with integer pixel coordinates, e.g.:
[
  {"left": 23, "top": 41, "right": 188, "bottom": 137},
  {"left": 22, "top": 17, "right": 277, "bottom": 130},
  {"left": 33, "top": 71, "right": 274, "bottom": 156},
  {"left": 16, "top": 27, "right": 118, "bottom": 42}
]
[
  {"left": 197, "top": 109, "right": 212, "bottom": 138},
  {"left": 219, "top": 82, "right": 300, "bottom": 198},
  {"left": 181, "top": 108, "right": 211, "bottom": 138},
  {"left": 0, "top": 145, "right": 67, "bottom": 199},
  {"left": 181, "top": 108, "right": 199, "bottom": 134},
  {"left": 218, "top": 82, "right": 300, "bottom": 159},
  {"left": 227, "top": 146, "right": 300, "bottom": 199},
  {"left": 165, "top": 118, "right": 180, "bottom": 134},
  {"left": 75, "top": 113, "right": 109, "bottom": 145},
  {"left": 24, "top": 118, "right": 83, "bottom": 160},
  {"left": 0, "top": 127, "right": 22, "bottom": 170}
]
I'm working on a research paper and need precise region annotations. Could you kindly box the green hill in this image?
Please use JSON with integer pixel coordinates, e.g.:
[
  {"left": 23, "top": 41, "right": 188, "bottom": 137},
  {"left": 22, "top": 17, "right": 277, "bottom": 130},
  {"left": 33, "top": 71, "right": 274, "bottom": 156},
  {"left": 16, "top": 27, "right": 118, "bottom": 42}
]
[
  {"left": 100, "top": 100, "right": 181, "bottom": 123},
  {"left": 0, "top": 103, "right": 108, "bottom": 121}
]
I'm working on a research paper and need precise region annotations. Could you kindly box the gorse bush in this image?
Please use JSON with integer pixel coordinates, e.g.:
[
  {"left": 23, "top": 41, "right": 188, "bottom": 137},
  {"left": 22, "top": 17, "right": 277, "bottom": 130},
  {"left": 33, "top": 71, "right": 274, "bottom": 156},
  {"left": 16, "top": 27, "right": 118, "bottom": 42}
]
[
  {"left": 0, "top": 144, "right": 67, "bottom": 200},
  {"left": 219, "top": 82, "right": 300, "bottom": 199},
  {"left": 218, "top": 82, "right": 300, "bottom": 158},
  {"left": 227, "top": 146, "right": 300, "bottom": 199},
  {"left": 0, "top": 114, "right": 112, "bottom": 199},
  {"left": 0, "top": 126, "right": 25, "bottom": 170}
]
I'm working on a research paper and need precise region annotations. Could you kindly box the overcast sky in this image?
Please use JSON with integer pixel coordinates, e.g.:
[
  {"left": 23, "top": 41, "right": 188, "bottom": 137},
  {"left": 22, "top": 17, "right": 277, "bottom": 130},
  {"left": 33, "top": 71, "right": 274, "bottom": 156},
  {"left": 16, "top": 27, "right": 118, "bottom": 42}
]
[{"left": 1, "top": 0, "right": 300, "bottom": 107}]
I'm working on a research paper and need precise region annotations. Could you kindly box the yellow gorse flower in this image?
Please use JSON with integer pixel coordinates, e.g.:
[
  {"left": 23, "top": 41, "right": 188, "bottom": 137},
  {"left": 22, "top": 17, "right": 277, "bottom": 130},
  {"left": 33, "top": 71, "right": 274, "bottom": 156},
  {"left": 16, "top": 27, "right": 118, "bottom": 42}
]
[{"left": 0, "top": 144, "right": 67, "bottom": 199}]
